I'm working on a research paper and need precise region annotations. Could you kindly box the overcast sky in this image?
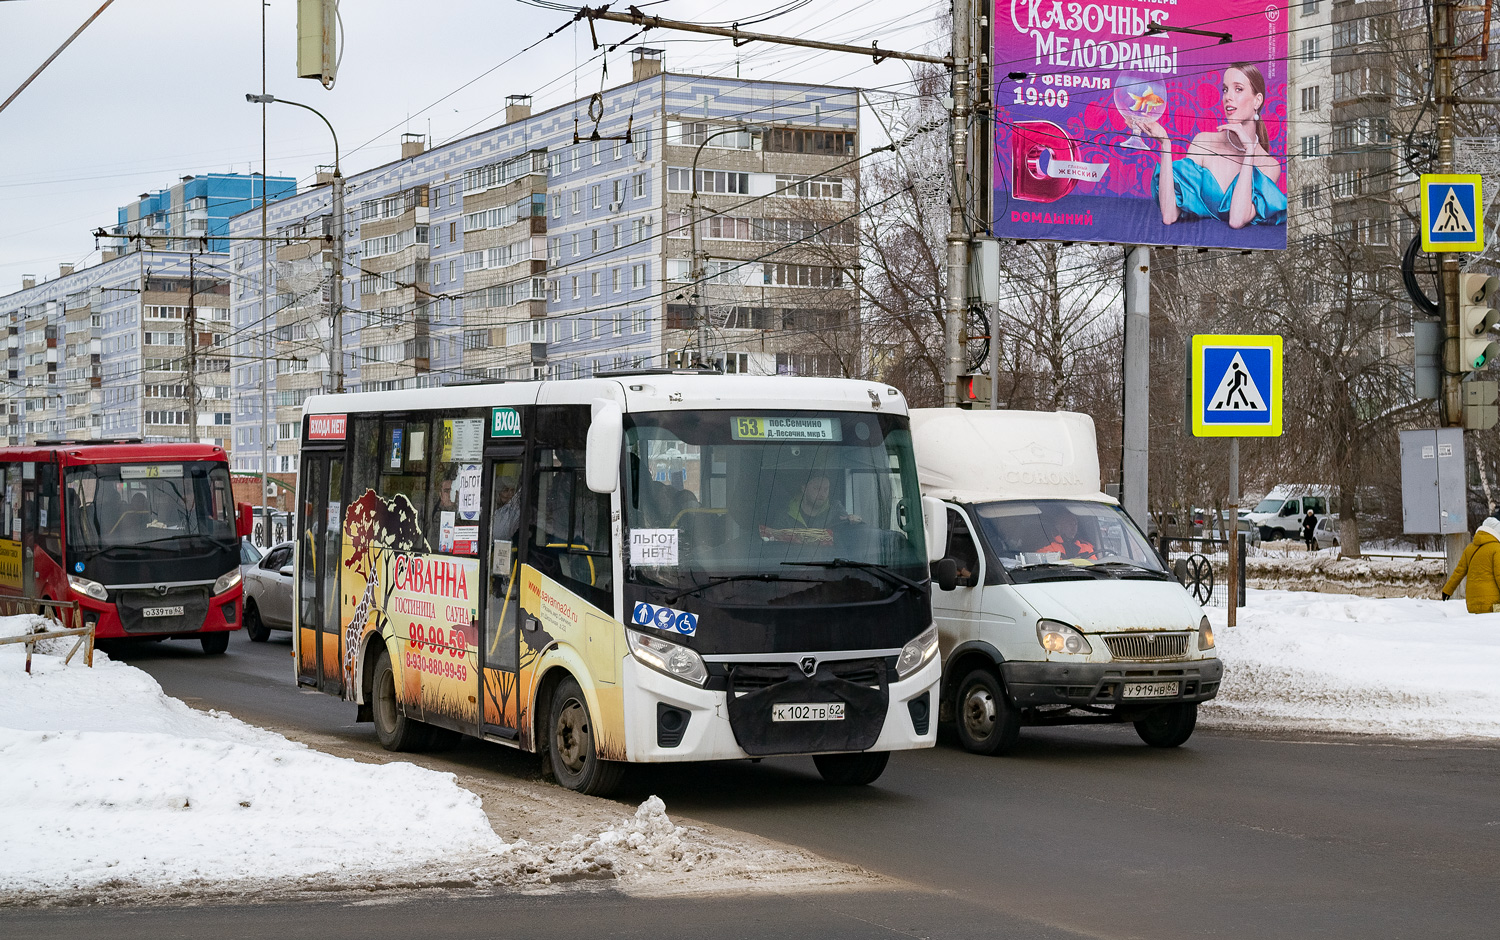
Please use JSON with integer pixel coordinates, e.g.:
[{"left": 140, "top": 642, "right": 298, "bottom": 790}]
[{"left": 0, "top": 0, "right": 943, "bottom": 294}]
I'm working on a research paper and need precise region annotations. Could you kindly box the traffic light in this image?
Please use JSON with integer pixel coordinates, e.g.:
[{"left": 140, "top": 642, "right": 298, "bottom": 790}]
[
  {"left": 1458, "top": 272, "right": 1500, "bottom": 374},
  {"left": 958, "top": 374, "right": 992, "bottom": 407}
]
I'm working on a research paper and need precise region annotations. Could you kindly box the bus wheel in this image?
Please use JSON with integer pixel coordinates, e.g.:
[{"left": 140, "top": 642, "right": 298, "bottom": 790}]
[
  {"left": 244, "top": 604, "right": 270, "bottom": 643},
  {"left": 548, "top": 677, "right": 624, "bottom": 796},
  {"left": 1134, "top": 702, "right": 1197, "bottom": 748},
  {"left": 813, "top": 751, "right": 889, "bottom": 786},
  {"left": 372, "top": 649, "right": 430, "bottom": 752},
  {"left": 200, "top": 631, "right": 230, "bottom": 655},
  {"left": 955, "top": 669, "right": 1021, "bottom": 756}
]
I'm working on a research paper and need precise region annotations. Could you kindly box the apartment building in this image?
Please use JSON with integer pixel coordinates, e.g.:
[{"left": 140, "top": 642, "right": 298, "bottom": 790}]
[
  {"left": 227, "top": 49, "right": 861, "bottom": 475},
  {"left": 113, "top": 172, "right": 296, "bottom": 255},
  {"left": 1287, "top": 0, "right": 1334, "bottom": 234}
]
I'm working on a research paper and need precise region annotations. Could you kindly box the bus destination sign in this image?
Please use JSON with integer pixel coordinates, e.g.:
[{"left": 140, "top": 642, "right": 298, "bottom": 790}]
[{"left": 731, "top": 416, "right": 842, "bottom": 442}]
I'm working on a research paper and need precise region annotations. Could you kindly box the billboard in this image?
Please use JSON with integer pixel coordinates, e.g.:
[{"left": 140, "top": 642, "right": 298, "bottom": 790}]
[{"left": 993, "top": 0, "right": 1289, "bottom": 250}]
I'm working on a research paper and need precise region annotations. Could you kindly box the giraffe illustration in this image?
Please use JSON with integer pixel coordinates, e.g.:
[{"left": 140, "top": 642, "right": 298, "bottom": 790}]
[{"left": 343, "top": 568, "right": 379, "bottom": 701}]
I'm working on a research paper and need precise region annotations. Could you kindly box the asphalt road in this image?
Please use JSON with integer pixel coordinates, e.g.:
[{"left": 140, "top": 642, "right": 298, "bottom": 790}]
[{"left": 9, "top": 632, "right": 1497, "bottom": 940}]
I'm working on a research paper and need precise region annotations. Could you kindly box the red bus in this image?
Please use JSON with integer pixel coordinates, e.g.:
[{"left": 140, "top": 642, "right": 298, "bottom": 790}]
[{"left": 0, "top": 441, "right": 253, "bottom": 653}]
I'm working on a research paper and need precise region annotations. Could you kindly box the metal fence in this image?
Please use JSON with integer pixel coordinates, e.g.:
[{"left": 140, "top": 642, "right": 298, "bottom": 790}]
[{"left": 1164, "top": 534, "right": 1248, "bottom": 609}]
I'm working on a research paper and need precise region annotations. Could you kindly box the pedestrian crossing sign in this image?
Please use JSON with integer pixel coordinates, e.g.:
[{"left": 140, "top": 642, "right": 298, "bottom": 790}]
[
  {"left": 1421, "top": 174, "right": 1484, "bottom": 253},
  {"left": 1189, "top": 334, "right": 1283, "bottom": 438}
]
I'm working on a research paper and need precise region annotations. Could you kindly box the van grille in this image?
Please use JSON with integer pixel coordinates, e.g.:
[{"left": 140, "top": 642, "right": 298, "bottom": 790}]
[{"left": 1104, "top": 633, "right": 1191, "bottom": 661}]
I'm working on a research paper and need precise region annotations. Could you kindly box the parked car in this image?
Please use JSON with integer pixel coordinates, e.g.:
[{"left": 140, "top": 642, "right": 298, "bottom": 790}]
[
  {"left": 1313, "top": 515, "right": 1340, "bottom": 550},
  {"left": 240, "top": 537, "right": 263, "bottom": 568},
  {"left": 243, "top": 540, "right": 295, "bottom": 642}
]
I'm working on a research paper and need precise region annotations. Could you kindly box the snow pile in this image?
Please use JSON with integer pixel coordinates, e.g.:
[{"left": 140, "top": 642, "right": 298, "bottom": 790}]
[
  {"left": 0, "top": 614, "right": 512, "bottom": 901},
  {"left": 1246, "top": 553, "right": 1447, "bottom": 596},
  {"left": 512, "top": 795, "right": 691, "bottom": 884},
  {"left": 1202, "top": 589, "right": 1500, "bottom": 738}
]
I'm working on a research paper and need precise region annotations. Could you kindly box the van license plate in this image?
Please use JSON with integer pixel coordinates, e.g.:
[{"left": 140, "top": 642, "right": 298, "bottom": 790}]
[
  {"left": 1123, "top": 681, "right": 1180, "bottom": 699},
  {"left": 142, "top": 606, "right": 184, "bottom": 618},
  {"left": 772, "top": 702, "right": 845, "bottom": 722}
]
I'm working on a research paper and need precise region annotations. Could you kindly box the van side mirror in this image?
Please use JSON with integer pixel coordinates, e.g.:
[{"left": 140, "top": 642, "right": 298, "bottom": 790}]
[
  {"left": 236, "top": 502, "right": 253, "bottom": 539},
  {"left": 585, "top": 399, "right": 623, "bottom": 494},
  {"left": 931, "top": 558, "right": 959, "bottom": 591},
  {"left": 921, "top": 496, "right": 948, "bottom": 563}
]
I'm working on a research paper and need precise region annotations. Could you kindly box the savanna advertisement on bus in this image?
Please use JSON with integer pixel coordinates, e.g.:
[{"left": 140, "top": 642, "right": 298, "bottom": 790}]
[{"left": 994, "top": 0, "right": 1289, "bottom": 249}]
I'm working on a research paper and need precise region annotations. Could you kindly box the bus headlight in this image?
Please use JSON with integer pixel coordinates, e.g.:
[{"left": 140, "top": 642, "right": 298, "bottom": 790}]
[
  {"left": 67, "top": 575, "right": 107, "bottom": 602},
  {"left": 1037, "top": 619, "right": 1092, "bottom": 654},
  {"left": 213, "top": 568, "right": 242, "bottom": 596},
  {"left": 626, "top": 628, "right": 708, "bottom": 686},
  {"left": 1198, "top": 615, "right": 1215, "bottom": 651},
  {"left": 895, "top": 624, "right": 939, "bottom": 679}
]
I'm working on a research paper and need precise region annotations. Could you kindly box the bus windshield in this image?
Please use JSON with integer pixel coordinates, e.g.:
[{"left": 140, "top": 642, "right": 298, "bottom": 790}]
[
  {"left": 623, "top": 411, "right": 928, "bottom": 594},
  {"left": 64, "top": 461, "right": 237, "bottom": 556}
]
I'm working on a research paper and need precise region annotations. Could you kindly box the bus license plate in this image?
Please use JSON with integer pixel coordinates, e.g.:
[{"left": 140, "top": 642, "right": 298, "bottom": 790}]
[
  {"left": 142, "top": 606, "right": 185, "bottom": 618},
  {"left": 771, "top": 702, "right": 845, "bottom": 722},
  {"left": 1123, "top": 681, "right": 1180, "bottom": 699}
]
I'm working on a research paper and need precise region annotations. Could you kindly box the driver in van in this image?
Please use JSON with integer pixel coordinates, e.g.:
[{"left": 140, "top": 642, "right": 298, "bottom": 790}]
[{"left": 1037, "top": 508, "right": 1097, "bottom": 560}]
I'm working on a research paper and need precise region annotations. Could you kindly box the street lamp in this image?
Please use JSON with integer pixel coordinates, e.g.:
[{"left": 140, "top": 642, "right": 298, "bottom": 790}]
[
  {"left": 245, "top": 93, "right": 345, "bottom": 393},
  {"left": 689, "top": 124, "right": 758, "bottom": 368}
]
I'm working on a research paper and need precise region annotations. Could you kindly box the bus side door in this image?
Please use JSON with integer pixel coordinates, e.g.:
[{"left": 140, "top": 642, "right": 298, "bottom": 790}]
[
  {"left": 297, "top": 452, "right": 347, "bottom": 694},
  {"left": 480, "top": 447, "right": 526, "bottom": 737}
]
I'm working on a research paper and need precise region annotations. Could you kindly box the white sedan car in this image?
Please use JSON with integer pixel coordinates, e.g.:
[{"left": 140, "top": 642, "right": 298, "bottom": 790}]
[{"left": 243, "top": 541, "right": 295, "bottom": 642}]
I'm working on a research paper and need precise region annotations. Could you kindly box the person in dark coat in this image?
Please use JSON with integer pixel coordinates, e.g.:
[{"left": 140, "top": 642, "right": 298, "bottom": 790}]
[{"left": 1301, "top": 508, "right": 1318, "bottom": 551}]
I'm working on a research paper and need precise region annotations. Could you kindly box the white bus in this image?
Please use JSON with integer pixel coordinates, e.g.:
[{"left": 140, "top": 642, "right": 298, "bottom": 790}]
[{"left": 294, "top": 374, "right": 943, "bottom": 794}]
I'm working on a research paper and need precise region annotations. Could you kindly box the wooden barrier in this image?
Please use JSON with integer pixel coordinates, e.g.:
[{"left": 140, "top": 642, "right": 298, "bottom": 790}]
[{"left": 0, "top": 596, "right": 94, "bottom": 674}]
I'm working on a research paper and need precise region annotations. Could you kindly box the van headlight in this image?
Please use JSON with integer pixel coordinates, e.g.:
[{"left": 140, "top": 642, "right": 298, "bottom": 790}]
[
  {"left": 1037, "top": 619, "right": 1092, "bottom": 654},
  {"left": 895, "top": 624, "right": 939, "bottom": 679},
  {"left": 626, "top": 628, "right": 708, "bottom": 686},
  {"left": 1198, "top": 615, "right": 1215, "bottom": 651},
  {"left": 68, "top": 574, "right": 108, "bottom": 601},
  {"left": 213, "top": 568, "right": 242, "bottom": 596}
]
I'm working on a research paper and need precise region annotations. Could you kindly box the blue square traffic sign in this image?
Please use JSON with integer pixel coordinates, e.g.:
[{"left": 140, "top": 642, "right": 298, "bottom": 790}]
[{"left": 1421, "top": 174, "right": 1484, "bottom": 252}]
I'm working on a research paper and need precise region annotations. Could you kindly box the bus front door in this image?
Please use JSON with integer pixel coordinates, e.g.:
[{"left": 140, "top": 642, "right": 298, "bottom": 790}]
[
  {"left": 297, "top": 453, "right": 346, "bottom": 695},
  {"left": 480, "top": 449, "right": 525, "bottom": 738}
]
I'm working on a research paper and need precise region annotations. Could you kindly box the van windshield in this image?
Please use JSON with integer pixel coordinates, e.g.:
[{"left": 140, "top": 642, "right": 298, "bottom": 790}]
[
  {"left": 970, "top": 499, "right": 1165, "bottom": 573},
  {"left": 1252, "top": 498, "right": 1284, "bottom": 513}
]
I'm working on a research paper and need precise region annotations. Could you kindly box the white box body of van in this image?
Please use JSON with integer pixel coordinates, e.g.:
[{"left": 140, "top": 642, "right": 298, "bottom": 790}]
[{"left": 911, "top": 408, "right": 1222, "bottom": 751}]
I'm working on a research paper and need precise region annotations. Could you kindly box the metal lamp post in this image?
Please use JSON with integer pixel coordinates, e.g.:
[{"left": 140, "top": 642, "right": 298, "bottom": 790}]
[
  {"left": 689, "top": 124, "right": 756, "bottom": 368},
  {"left": 245, "top": 93, "right": 345, "bottom": 394}
]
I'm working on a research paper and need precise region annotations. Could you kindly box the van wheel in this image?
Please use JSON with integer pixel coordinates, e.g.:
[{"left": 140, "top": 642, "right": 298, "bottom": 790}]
[
  {"left": 200, "top": 631, "right": 229, "bottom": 655},
  {"left": 813, "top": 751, "right": 889, "bottom": 785},
  {"left": 548, "top": 677, "right": 624, "bottom": 796},
  {"left": 1271, "top": 527, "right": 1287, "bottom": 541},
  {"left": 1134, "top": 702, "right": 1197, "bottom": 748},
  {"left": 244, "top": 603, "right": 270, "bottom": 642},
  {"left": 954, "top": 669, "right": 1021, "bottom": 755},
  {"left": 371, "top": 649, "right": 431, "bottom": 752}
]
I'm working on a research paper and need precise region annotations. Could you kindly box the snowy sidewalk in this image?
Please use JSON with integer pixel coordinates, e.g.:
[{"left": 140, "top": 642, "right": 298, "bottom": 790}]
[
  {"left": 0, "top": 615, "right": 874, "bottom": 905},
  {"left": 1202, "top": 589, "right": 1500, "bottom": 738}
]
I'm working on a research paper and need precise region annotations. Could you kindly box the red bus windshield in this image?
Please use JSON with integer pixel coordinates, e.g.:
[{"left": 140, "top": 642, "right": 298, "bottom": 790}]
[{"left": 64, "top": 461, "right": 236, "bottom": 555}]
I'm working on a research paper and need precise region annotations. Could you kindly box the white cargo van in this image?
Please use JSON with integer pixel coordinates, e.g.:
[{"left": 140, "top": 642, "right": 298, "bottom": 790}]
[{"left": 911, "top": 409, "right": 1223, "bottom": 754}]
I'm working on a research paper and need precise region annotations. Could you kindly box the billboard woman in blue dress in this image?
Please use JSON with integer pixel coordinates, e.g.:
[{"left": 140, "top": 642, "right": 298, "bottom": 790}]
[{"left": 1143, "top": 64, "right": 1287, "bottom": 230}]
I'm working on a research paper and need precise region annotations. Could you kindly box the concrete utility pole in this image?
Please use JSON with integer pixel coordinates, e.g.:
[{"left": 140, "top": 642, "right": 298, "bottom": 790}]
[
  {"left": 1121, "top": 247, "right": 1150, "bottom": 529},
  {"left": 259, "top": 0, "right": 271, "bottom": 542},
  {"left": 185, "top": 254, "right": 198, "bottom": 441},
  {"left": 1432, "top": 0, "right": 1468, "bottom": 570},
  {"left": 942, "top": 0, "right": 972, "bottom": 408}
]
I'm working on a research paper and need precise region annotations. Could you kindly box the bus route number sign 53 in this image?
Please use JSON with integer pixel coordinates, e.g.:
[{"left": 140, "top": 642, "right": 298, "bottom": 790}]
[{"left": 731, "top": 416, "right": 839, "bottom": 441}]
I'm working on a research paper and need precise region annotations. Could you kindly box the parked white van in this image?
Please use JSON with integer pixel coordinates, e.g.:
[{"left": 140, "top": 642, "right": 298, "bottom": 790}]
[{"left": 911, "top": 409, "right": 1223, "bottom": 754}]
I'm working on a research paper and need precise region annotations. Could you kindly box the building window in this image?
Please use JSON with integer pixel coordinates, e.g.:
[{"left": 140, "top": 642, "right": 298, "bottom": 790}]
[
  {"left": 571, "top": 276, "right": 580, "bottom": 299},
  {"left": 591, "top": 228, "right": 599, "bottom": 253},
  {"left": 592, "top": 141, "right": 602, "bottom": 165},
  {"left": 1300, "top": 185, "right": 1321, "bottom": 208},
  {"left": 552, "top": 194, "right": 561, "bottom": 218},
  {"left": 1300, "top": 86, "right": 1319, "bottom": 112},
  {"left": 590, "top": 272, "right": 600, "bottom": 296},
  {"left": 571, "top": 190, "right": 581, "bottom": 214},
  {"left": 591, "top": 185, "right": 601, "bottom": 209},
  {"left": 633, "top": 308, "right": 648, "bottom": 333},
  {"left": 632, "top": 264, "right": 647, "bottom": 289},
  {"left": 1300, "top": 134, "right": 1321, "bottom": 157},
  {"left": 634, "top": 174, "right": 645, "bottom": 198},
  {"left": 612, "top": 268, "right": 621, "bottom": 293},
  {"left": 1301, "top": 38, "right": 1319, "bottom": 62},
  {"left": 1301, "top": 0, "right": 1318, "bottom": 13},
  {"left": 571, "top": 148, "right": 581, "bottom": 172}
]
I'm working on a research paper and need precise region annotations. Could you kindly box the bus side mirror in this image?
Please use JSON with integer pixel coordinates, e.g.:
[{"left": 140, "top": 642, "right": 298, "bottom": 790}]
[
  {"left": 586, "top": 399, "right": 623, "bottom": 494},
  {"left": 236, "top": 502, "right": 253, "bottom": 538},
  {"left": 921, "top": 496, "right": 947, "bottom": 563}
]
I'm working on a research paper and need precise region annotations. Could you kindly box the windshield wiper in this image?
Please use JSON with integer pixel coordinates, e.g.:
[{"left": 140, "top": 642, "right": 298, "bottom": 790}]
[
  {"left": 1091, "top": 561, "right": 1174, "bottom": 580},
  {"left": 664, "top": 572, "right": 820, "bottom": 603},
  {"left": 781, "top": 558, "right": 927, "bottom": 595}
]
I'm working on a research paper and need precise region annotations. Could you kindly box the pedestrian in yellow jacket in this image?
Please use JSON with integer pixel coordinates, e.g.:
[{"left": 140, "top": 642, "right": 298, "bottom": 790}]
[{"left": 1441, "top": 516, "right": 1500, "bottom": 613}]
